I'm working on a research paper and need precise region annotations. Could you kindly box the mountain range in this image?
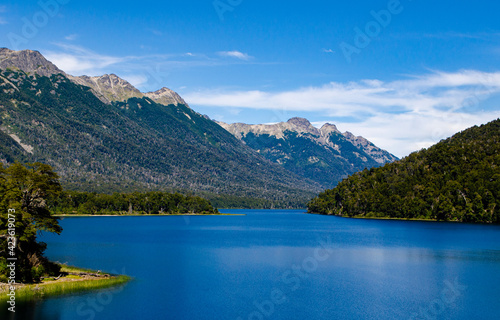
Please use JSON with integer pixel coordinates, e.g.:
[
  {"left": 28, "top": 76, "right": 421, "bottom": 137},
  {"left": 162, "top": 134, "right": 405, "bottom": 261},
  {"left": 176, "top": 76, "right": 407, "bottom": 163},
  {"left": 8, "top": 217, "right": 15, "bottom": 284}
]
[
  {"left": 219, "top": 118, "right": 397, "bottom": 188},
  {"left": 0, "top": 48, "right": 187, "bottom": 107},
  {"left": 0, "top": 48, "right": 397, "bottom": 207}
]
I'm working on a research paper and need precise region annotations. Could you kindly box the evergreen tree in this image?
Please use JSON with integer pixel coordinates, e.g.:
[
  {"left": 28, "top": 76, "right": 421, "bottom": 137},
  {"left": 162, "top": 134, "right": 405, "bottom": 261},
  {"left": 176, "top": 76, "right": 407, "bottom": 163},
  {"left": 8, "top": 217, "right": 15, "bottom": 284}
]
[{"left": 0, "top": 163, "right": 62, "bottom": 283}]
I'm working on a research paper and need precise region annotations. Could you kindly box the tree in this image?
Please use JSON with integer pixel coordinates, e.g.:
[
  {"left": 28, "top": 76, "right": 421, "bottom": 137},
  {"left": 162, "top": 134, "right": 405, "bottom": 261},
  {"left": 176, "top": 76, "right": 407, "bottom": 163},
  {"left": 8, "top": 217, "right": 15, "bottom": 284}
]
[{"left": 0, "top": 162, "right": 62, "bottom": 283}]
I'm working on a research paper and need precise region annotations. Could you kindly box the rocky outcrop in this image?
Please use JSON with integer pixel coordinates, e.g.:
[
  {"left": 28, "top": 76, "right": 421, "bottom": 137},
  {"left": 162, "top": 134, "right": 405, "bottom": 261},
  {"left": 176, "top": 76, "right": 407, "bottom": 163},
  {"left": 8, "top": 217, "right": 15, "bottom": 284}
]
[
  {"left": 144, "top": 87, "right": 187, "bottom": 107},
  {"left": 69, "top": 74, "right": 143, "bottom": 104},
  {"left": 0, "top": 48, "right": 66, "bottom": 78},
  {"left": 219, "top": 117, "right": 323, "bottom": 140}
]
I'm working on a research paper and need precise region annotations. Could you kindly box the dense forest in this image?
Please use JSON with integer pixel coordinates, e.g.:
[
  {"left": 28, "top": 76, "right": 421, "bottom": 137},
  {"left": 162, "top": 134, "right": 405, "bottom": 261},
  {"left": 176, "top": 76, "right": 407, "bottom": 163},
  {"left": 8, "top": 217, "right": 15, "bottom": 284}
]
[
  {"left": 51, "top": 191, "right": 218, "bottom": 215},
  {"left": 308, "top": 119, "right": 500, "bottom": 223}
]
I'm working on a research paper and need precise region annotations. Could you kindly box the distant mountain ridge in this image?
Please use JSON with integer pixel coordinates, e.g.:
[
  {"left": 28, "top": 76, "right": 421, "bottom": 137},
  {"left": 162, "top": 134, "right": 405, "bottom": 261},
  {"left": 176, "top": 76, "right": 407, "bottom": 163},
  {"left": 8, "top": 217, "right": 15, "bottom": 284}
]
[
  {"left": 218, "top": 118, "right": 398, "bottom": 188},
  {"left": 0, "top": 48, "right": 186, "bottom": 107},
  {"left": 69, "top": 74, "right": 187, "bottom": 106}
]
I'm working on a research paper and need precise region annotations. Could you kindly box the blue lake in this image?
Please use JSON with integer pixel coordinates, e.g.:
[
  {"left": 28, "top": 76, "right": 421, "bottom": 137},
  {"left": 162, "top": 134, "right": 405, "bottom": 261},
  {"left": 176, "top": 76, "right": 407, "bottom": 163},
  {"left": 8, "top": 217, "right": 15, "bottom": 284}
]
[{"left": 7, "top": 209, "right": 500, "bottom": 319}]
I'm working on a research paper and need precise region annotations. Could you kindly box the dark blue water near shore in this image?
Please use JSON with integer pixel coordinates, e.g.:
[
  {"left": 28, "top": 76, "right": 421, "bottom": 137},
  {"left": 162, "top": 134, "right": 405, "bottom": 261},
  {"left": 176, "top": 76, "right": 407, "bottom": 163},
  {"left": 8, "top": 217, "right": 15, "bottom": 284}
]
[{"left": 14, "top": 210, "right": 500, "bottom": 319}]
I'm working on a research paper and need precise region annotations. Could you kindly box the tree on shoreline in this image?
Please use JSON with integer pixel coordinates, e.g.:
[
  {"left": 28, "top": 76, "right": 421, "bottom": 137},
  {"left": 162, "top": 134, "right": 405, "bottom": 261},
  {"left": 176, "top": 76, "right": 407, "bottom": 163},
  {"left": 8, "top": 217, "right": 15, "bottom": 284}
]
[{"left": 0, "top": 163, "right": 62, "bottom": 283}]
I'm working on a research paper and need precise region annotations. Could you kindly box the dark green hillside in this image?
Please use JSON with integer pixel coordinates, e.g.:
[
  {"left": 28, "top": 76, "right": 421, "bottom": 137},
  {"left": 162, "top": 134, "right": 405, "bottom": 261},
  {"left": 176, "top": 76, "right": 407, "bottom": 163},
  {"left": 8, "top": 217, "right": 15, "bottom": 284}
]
[
  {"left": 0, "top": 69, "right": 320, "bottom": 207},
  {"left": 308, "top": 119, "right": 500, "bottom": 223},
  {"left": 0, "top": 130, "right": 28, "bottom": 163}
]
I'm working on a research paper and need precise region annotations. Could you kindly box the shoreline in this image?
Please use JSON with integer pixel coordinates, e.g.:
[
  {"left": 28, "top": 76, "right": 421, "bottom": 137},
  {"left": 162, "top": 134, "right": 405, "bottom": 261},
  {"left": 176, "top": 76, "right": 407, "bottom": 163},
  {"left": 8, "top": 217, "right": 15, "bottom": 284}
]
[
  {"left": 307, "top": 212, "right": 455, "bottom": 223},
  {"left": 54, "top": 213, "right": 245, "bottom": 217},
  {"left": 0, "top": 264, "right": 131, "bottom": 303}
]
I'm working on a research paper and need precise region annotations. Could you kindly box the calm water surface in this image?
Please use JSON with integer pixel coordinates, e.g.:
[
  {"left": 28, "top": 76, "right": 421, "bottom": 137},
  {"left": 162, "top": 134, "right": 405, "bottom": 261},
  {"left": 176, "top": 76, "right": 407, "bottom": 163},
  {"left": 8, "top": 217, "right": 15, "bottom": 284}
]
[{"left": 6, "top": 210, "right": 500, "bottom": 319}]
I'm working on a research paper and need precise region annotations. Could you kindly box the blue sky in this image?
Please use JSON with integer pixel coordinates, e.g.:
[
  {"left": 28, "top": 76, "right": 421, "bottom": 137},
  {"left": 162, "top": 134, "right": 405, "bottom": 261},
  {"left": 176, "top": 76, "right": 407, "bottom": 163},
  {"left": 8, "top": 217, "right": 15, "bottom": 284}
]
[{"left": 1, "top": 0, "right": 500, "bottom": 157}]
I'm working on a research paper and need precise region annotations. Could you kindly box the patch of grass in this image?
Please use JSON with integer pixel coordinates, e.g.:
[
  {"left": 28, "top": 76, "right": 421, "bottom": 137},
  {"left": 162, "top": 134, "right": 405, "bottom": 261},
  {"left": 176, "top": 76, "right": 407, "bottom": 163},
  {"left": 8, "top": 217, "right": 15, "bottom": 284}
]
[
  {"left": 59, "top": 264, "right": 96, "bottom": 274},
  {"left": 0, "top": 264, "right": 131, "bottom": 303}
]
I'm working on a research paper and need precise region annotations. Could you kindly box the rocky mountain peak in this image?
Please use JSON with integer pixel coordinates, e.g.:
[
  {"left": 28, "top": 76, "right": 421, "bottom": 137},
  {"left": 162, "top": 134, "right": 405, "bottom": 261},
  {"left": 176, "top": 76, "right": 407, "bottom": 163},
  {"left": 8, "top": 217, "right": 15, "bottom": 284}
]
[
  {"left": 342, "top": 131, "right": 398, "bottom": 164},
  {"left": 0, "top": 48, "right": 66, "bottom": 78},
  {"left": 320, "top": 123, "right": 341, "bottom": 136},
  {"left": 286, "top": 117, "right": 322, "bottom": 137},
  {"left": 0, "top": 48, "right": 189, "bottom": 107},
  {"left": 287, "top": 117, "right": 312, "bottom": 128},
  {"left": 144, "top": 87, "right": 187, "bottom": 106},
  {"left": 69, "top": 73, "right": 143, "bottom": 104}
]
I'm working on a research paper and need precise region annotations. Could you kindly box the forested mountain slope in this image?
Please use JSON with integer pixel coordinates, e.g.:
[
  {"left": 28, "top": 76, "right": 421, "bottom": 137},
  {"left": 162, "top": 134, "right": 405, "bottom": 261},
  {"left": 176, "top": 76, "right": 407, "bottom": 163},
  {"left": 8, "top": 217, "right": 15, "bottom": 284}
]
[{"left": 308, "top": 119, "right": 500, "bottom": 223}]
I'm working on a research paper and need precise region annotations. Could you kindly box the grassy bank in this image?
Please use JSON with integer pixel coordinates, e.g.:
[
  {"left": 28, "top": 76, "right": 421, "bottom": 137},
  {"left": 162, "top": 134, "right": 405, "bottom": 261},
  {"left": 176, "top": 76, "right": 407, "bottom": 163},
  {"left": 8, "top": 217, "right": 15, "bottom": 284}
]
[{"left": 0, "top": 265, "right": 131, "bottom": 302}]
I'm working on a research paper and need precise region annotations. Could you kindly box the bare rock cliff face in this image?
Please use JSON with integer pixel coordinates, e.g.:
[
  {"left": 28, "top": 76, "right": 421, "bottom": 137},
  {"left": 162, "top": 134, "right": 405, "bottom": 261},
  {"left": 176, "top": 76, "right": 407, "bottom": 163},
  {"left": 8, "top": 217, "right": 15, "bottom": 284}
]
[
  {"left": 69, "top": 74, "right": 143, "bottom": 104},
  {"left": 0, "top": 48, "right": 66, "bottom": 78},
  {"left": 219, "top": 118, "right": 322, "bottom": 140},
  {"left": 220, "top": 118, "right": 343, "bottom": 150},
  {"left": 144, "top": 87, "right": 187, "bottom": 107}
]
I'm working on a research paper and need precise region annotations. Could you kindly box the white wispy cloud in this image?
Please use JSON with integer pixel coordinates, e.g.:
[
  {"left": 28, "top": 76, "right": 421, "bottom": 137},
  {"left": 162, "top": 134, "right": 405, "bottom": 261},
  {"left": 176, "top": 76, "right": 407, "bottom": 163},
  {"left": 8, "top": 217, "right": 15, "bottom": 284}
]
[
  {"left": 123, "top": 74, "right": 149, "bottom": 88},
  {"left": 42, "top": 44, "right": 241, "bottom": 79},
  {"left": 184, "top": 70, "right": 500, "bottom": 157},
  {"left": 218, "top": 51, "right": 252, "bottom": 60},
  {"left": 64, "top": 34, "right": 78, "bottom": 41},
  {"left": 43, "top": 44, "right": 127, "bottom": 75}
]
